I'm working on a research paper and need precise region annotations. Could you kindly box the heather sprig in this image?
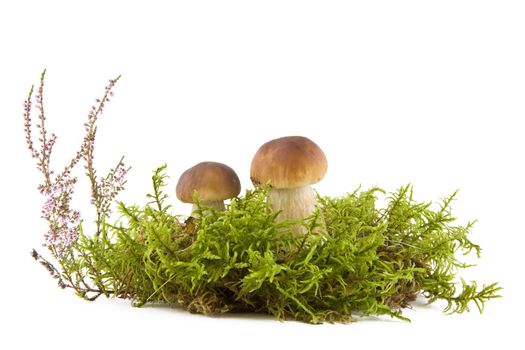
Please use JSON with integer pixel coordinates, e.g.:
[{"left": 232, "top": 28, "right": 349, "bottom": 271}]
[
  {"left": 79, "top": 76, "right": 130, "bottom": 236},
  {"left": 24, "top": 70, "right": 125, "bottom": 254},
  {"left": 58, "top": 74, "right": 121, "bottom": 183},
  {"left": 96, "top": 157, "right": 130, "bottom": 218}
]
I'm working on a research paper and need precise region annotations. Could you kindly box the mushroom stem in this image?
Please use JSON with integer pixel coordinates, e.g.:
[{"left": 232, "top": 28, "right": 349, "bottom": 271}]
[
  {"left": 268, "top": 185, "right": 317, "bottom": 222},
  {"left": 191, "top": 200, "right": 225, "bottom": 216}
]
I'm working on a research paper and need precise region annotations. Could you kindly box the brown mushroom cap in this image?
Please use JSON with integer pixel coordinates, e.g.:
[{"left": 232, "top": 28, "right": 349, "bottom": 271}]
[
  {"left": 250, "top": 136, "right": 327, "bottom": 189},
  {"left": 176, "top": 162, "right": 241, "bottom": 203}
]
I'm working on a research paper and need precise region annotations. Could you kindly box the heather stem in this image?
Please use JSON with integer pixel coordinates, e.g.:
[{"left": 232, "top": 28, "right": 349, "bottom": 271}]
[
  {"left": 36, "top": 69, "right": 52, "bottom": 187},
  {"left": 23, "top": 84, "right": 39, "bottom": 159},
  {"left": 57, "top": 75, "right": 121, "bottom": 184}
]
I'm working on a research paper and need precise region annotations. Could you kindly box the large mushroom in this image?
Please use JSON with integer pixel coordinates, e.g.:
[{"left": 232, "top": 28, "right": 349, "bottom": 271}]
[
  {"left": 176, "top": 162, "right": 241, "bottom": 215},
  {"left": 250, "top": 136, "right": 327, "bottom": 225}
]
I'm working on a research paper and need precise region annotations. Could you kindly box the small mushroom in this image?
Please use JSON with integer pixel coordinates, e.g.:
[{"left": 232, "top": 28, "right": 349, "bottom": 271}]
[
  {"left": 250, "top": 136, "right": 327, "bottom": 226},
  {"left": 176, "top": 162, "right": 241, "bottom": 215}
]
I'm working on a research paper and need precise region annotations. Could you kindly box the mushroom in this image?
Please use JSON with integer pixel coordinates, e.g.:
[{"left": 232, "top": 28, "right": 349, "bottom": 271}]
[
  {"left": 250, "top": 136, "right": 327, "bottom": 226},
  {"left": 176, "top": 162, "right": 241, "bottom": 215}
]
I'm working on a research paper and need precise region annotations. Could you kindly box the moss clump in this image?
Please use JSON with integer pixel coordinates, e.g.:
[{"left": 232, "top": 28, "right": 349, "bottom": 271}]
[{"left": 38, "top": 165, "right": 500, "bottom": 323}]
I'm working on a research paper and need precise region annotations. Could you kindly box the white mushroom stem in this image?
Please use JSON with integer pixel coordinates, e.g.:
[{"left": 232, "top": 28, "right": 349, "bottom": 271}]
[
  {"left": 268, "top": 185, "right": 317, "bottom": 222},
  {"left": 191, "top": 200, "right": 225, "bottom": 216}
]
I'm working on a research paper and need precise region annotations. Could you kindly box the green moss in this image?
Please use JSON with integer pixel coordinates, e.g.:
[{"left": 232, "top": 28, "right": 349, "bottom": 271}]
[{"left": 53, "top": 165, "right": 501, "bottom": 323}]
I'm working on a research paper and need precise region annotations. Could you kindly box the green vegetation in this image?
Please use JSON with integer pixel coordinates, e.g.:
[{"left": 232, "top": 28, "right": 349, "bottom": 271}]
[{"left": 34, "top": 165, "right": 500, "bottom": 323}]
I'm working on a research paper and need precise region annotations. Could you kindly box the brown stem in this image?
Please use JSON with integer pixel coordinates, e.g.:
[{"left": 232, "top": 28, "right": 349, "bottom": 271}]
[{"left": 35, "top": 69, "right": 52, "bottom": 187}]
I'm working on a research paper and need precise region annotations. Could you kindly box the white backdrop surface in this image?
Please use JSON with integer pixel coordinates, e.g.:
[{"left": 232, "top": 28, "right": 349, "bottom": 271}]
[{"left": 0, "top": 1, "right": 523, "bottom": 349}]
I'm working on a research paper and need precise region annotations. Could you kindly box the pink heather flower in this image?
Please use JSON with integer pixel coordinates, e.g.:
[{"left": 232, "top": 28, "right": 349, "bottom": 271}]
[
  {"left": 40, "top": 177, "right": 81, "bottom": 253},
  {"left": 97, "top": 161, "right": 128, "bottom": 216}
]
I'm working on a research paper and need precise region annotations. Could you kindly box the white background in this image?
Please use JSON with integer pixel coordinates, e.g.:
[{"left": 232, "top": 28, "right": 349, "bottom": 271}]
[{"left": 1, "top": 0, "right": 523, "bottom": 349}]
